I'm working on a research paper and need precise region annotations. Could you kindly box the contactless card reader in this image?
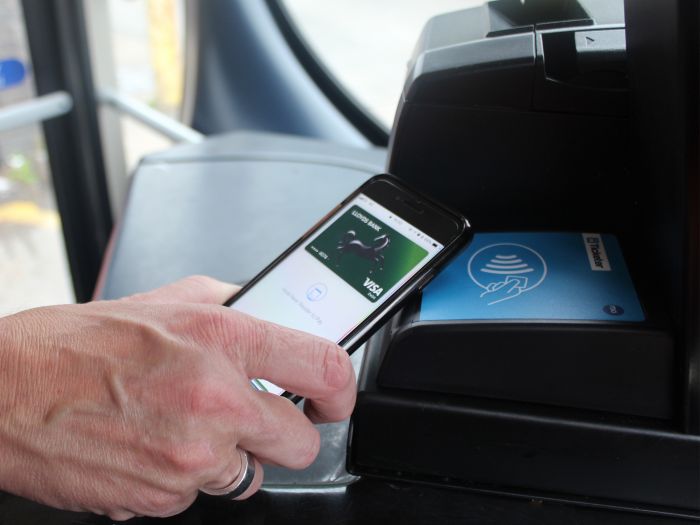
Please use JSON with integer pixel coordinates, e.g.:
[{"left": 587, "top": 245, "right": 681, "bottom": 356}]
[
  {"left": 348, "top": 233, "right": 682, "bottom": 509},
  {"left": 349, "top": 0, "right": 698, "bottom": 513},
  {"left": 421, "top": 232, "right": 644, "bottom": 322},
  {"left": 375, "top": 232, "right": 672, "bottom": 419}
]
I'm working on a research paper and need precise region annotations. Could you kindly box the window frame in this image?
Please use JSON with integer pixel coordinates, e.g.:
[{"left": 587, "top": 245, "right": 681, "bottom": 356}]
[{"left": 264, "top": 0, "right": 390, "bottom": 147}]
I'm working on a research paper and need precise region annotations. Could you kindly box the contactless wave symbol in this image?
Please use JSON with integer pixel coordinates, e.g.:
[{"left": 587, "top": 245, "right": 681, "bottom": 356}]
[
  {"left": 481, "top": 254, "right": 534, "bottom": 275},
  {"left": 468, "top": 243, "right": 547, "bottom": 305}
]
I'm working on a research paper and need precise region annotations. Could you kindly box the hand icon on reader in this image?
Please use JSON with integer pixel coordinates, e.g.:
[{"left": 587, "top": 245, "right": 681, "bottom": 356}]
[{"left": 480, "top": 275, "right": 529, "bottom": 305}]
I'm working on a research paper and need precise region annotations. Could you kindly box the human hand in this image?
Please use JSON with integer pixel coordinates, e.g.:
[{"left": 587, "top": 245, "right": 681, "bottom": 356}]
[
  {"left": 0, "top": 276, "right": 356, "bottom": 520},
  {"left": 479, "top": 275, "right": 528, "bottom": 305}
]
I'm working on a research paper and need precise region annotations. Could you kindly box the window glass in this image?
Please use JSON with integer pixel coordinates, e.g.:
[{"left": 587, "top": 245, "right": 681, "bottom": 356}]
[
  {"left": 0, "top": 0, "right": 73, "bottom": 315},
  {"left": 281, "top": 0, "right": 487, "bottom": 127},
  {"left": 106, "top": 0, "right": 185, "bottom": 171}
]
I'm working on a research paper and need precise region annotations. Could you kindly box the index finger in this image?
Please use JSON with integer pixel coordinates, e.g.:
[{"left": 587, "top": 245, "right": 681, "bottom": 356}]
[
  {"left": 220, "top": 311, "right": 357, "bottom": 423},
  {"left": 122, "top": 275, "right": 240, "bottom": 305}
]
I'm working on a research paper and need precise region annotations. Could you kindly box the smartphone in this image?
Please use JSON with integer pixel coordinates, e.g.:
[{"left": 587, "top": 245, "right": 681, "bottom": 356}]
[{"left": 225, "top": 174, "right": 471, "bottom": 397}]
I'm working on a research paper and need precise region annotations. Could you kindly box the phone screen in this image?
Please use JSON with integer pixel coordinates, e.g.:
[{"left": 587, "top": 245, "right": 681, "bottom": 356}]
[{"left": 229, "top": 192, "right": 444, "bottom": 395}]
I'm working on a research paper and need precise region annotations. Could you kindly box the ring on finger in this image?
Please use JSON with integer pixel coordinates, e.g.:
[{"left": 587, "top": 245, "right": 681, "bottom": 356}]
[{"left": 200, "top": 448, "right": 256, "bottom": 499}]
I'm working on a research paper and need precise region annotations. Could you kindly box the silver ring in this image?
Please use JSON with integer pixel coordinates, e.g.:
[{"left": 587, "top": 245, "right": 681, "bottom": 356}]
[{"left": 200, "top": 448, "right": 256, "bottom": 499}]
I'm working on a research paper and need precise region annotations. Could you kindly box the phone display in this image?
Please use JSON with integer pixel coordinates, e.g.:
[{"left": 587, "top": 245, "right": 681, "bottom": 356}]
[{"left": 226, "top": 175, "right": 470, "bottom": 396}]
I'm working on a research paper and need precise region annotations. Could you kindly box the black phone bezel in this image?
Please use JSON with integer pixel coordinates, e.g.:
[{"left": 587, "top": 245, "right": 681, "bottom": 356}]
[{"left": 224, "top": 173, "right": 472, "bottom": 399}]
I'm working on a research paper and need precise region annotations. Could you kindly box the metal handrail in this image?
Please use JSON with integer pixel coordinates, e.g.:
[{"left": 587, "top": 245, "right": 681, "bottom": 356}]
[
  {"left": 0, "top": 91, "right": 73, "bottom": 132},
  {"left": 97, "top": 88, "right": 204, "bottom": 144},
  {"left": 0, "top": 88, "right": 204, "bottom": 145}
]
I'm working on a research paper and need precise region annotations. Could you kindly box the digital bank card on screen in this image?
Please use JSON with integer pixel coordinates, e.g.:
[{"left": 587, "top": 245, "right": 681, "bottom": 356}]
[{"left": 230, "top": 193, "right": 443, "bottom": 395}]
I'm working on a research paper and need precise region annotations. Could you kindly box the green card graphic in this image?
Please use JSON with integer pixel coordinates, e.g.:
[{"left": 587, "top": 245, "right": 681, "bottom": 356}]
[{"left": 305, "top": 205, "right": 428, "bottom": 302}]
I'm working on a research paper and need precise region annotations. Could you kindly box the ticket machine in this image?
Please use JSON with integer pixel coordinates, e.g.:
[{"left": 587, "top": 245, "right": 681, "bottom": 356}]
[{"left": 348, "top": 0, "right": 700, "bottom": 517}]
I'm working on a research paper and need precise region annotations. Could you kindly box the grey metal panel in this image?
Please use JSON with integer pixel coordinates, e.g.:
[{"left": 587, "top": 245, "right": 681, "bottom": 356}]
[
  {"left": 143, "top": 130, "right": 385, "bottom": 171},
  {"left": 264, "top": 349, "right": 364, "bottom": 487},
  {"left": 99, "top": 134, "right": 384, "bottom": 300},
  {"left": 0, "top": 91, "right": 73, "bottom": 132}
]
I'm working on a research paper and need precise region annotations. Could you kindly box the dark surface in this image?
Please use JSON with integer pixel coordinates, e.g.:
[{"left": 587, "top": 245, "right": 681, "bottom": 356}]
[
  {"left": 21, "top": 0, "right": 113, "bottom": 302},
  {"left": 0, "top": 479, "right": 694, "bottom": 525},
  {"left": 380, "top": 3, "right": 699, "bottom": 516},
  {"left": 351, "top": 327, "right": 700, "bottom": 513},
  {"left": 624, "top": 0, "right": 700, "bottom": 435},
  {"left": 380, "top": 319, "right": 675, "bottom": 418}
]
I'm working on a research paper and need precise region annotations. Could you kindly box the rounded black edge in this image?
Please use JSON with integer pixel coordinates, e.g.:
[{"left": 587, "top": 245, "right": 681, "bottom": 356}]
[
  {"left": 363, "top": 174, "right": 472, "bottom": 244},
  {"left": 341, "top": 466, "right": 700, "bottom": 522},
  {"left": 335, "top": 174, "right": 473, "bottom": 350},
  {"left": 264, "top": 0, "right": 391, "bottom": 147}
]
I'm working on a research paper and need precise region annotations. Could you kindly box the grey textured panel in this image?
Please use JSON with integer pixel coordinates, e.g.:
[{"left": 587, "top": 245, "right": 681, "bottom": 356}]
[
  {"left": 142, "top": 130, "right": 386, "bottom": 171},
  {"left": 100, "top": 160, "right": 377, "bottom": 299},
  {"left": 263, "top": 345, "right": 365, "bottom": 487},
  {"left": 99, "top": 132, "right": 384, "bottom": 300}
]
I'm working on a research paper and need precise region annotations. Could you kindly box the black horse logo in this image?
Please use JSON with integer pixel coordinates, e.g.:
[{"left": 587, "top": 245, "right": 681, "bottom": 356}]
[{"left": 336, "top": 230, "right": 390, "bottom": 273}]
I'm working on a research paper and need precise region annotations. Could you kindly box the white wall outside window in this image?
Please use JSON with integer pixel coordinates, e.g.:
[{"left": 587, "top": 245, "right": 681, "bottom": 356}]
[{"left": 282, "top": 0, "right": 487, "bottom": 127}]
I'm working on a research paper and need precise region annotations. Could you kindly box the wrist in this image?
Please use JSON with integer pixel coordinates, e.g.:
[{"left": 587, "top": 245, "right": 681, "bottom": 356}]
[
  {"left": 0, "top": 313, "right": 29, "bottom": 494},
  {"left": 0, "top": 314, "right": 22, "bottom": 409}
]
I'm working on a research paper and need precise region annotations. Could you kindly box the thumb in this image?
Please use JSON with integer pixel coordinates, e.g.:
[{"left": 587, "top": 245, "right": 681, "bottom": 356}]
[{"left": 121, "top": 275, "right": 240, "bottom": 305}]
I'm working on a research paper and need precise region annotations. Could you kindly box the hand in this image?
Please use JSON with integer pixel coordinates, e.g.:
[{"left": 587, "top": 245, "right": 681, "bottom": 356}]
[
  {"left": 479, "top": 276, "right": 528, "bottom": 305},
  {"left": 0, "top": 276, "right": 356, "bottom": 520}
]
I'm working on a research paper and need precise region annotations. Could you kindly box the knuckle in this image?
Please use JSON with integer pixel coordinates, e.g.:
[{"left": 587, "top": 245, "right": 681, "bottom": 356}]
[
  {"left": 191, "top": 306, "right": 253, "bottom": 355},
  {"left": 236, "top": 398, "right": 267, "bottom": 435},
  {"left": 337, "top": 393, "right": 357, "bottom": 420},
  {"left": 185, "top": 374, "right": 229, "bottom": 415},
  {"left": 235, "top": 316, "right": 273, "bottom": 369},
  {"left": 184, "top": 274, "right": 217, "bottom": 287},
  {"left": 194, "top": 307, "right": 276, "bottom": 371},
  {"left": 293, "top": 428, "right": 321, "bottom": 469},
  {"left": 186, "top": 307, "right": 229, "bottom": 345},
  {"left": 107, "top": 509, "right": 136, "bottom": 521},
  {"left": 184, "top": 372, "right": 255, "bottom": 423},
  {"left": 182, "top": 274, "right": 218, "bottom": 294},
  {"left": 161, "top": 439, "right": 217, "bottom": 476},
  {"left": 314, "top": 341, "right": 353, "bottom": 393},
  {"left": 162, "top": 491, "right": 198, "bottom": 517},
  {"left": 156, "top": 305, "right": 225, "bottom": 349},
  {"left": 140, "top": 490, "right": 187, "bottom": 517}
]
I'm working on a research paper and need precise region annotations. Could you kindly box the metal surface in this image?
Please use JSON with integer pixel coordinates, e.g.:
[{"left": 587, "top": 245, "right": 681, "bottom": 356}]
[
  {"left": 21, "top": 0, "right": 113, "bottom": 302},
  {"left": 180, "top": 0, "right": 200, "bottom": 126},
  {"left": 0, "top": 91, "right": 73, "bottom": 132},
  {"left": 263, "top": 346, "right": 364, "bottom": 488},
  {"left": 96, "top": 133, "right": 383, "bottom": 299},
  {"left": 98, "top": 88, "right": 204, "bottom": 144},
  {"left": 201, "top": 449, "right": 255, "bottom": 498}
]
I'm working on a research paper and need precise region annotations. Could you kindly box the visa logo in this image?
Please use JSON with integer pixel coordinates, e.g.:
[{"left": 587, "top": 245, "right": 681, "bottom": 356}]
[{"left": 363, "top": 277, "right": 383, "bottom": 296}]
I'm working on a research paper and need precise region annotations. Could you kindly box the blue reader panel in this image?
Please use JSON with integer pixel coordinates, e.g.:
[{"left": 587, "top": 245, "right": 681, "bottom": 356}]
[{"left": 420, "top": 232, "right": 644, "bottom": 322}]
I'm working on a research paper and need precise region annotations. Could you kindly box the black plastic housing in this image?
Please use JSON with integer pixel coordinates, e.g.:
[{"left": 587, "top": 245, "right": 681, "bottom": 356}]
[
  {"left": 349, "top": 0, "right": 700, "bottom": 517},
  {"left": 378, "top": 300, "right": 674, "bottom": 419},
  {"left": 348, "top": 328, "right": 700, "bottom": 515}
]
